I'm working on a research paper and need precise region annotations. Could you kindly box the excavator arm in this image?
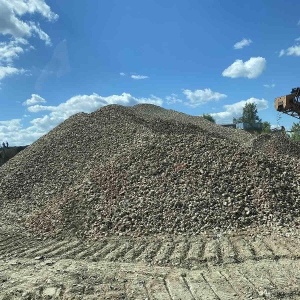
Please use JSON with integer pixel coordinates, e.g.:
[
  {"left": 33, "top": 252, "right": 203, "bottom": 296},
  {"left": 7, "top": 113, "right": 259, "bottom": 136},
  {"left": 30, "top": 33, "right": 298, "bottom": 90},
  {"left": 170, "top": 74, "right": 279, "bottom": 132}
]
[{"left": 275, "top": 87, "right": 300, "bottom": 119}]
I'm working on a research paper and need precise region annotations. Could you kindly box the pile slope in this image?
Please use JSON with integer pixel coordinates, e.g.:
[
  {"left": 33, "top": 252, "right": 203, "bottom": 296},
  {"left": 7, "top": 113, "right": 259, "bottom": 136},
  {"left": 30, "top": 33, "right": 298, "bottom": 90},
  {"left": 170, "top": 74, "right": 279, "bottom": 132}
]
[{"left": 0, "top": 104, "right": 299, "bottom": 238}]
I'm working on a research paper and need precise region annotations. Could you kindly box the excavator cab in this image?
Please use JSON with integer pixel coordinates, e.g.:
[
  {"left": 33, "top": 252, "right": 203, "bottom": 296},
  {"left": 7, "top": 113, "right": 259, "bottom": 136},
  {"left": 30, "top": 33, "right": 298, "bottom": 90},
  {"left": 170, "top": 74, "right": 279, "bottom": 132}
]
[{"left": 275, "top": 87, "right": 300, "bottom": 119}]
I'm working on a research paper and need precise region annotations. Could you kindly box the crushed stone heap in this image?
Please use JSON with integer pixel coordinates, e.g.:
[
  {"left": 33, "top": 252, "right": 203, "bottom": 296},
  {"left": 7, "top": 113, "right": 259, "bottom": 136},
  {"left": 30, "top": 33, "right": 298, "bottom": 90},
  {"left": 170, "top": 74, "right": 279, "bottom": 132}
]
[{"left": 0, "top": 104, "right": 299, "bottom": 238}]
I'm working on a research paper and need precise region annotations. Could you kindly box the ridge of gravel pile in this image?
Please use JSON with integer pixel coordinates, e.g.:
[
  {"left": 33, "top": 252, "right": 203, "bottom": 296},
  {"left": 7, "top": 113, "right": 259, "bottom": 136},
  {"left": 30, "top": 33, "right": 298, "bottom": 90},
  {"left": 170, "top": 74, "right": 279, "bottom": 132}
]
[
  {"left": 246, "top": 132, "right": 300, "bottom": 159},
  {"left": 0, "top": 103, "right": 300, "bottom": 238},
  {"left": 131, "top": 104, "right": 254, "bottom": 145}
]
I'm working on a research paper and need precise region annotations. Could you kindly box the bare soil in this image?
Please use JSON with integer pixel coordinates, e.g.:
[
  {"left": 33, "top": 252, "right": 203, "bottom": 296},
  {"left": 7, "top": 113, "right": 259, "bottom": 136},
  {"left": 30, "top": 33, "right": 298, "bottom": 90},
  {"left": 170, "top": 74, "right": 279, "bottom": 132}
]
[{"left": 0, "top": 227, "right": 299, "bottom": 299}]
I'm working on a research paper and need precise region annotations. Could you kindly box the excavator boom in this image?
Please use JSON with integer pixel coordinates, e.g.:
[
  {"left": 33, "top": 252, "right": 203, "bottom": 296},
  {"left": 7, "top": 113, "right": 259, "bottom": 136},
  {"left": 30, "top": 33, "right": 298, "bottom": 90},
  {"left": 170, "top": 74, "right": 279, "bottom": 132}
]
[{"left": 275, "top": 87, "right": 300, "bottom": 119}]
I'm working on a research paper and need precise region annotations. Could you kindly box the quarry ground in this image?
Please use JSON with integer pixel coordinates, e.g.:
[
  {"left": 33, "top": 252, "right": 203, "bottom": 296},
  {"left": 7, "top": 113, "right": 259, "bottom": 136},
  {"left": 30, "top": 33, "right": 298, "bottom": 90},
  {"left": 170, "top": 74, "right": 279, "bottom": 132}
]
[{"left": 0, "top": 227, "right": 299, "bottom": 300}]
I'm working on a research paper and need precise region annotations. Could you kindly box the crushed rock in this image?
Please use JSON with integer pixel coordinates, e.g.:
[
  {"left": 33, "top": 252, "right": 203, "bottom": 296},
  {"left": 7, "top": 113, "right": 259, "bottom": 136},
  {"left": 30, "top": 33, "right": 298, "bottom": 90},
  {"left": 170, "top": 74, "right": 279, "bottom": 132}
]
[{"left": 0, "top": 104, "right": 299, "bottom": 238}]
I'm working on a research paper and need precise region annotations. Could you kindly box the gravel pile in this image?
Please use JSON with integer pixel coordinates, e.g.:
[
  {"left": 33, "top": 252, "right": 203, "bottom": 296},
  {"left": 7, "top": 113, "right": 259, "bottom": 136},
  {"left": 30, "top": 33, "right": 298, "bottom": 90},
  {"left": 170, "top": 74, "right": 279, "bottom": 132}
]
[
  {"left": 247, "top": 132, "right": 300, "bottom": 159},
  {"left": 0, "top": 104, "right": 299, "bottom": 238}
]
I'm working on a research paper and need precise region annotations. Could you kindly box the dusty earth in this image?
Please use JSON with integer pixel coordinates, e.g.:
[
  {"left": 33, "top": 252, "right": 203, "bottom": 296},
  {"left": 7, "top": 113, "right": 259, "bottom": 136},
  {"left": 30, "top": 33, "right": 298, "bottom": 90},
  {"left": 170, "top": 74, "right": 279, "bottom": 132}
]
[{"left": 0, "top": 226, "right": 299, "bottom": 299}]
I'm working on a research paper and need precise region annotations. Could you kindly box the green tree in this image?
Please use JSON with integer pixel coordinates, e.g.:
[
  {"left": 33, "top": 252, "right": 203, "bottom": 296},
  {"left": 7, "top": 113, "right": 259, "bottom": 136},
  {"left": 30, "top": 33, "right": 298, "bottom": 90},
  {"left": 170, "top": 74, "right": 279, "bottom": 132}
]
[
  {"left": 290, "top": 122, "right": 300, "bottom": 141},
  {"left": 233, "top": 103, "right": 262, "bottom": 132},
  {"left": 233, "top": 117, "right": 239, "bottom": 124},
  {"left": 240, "top": 103, "right": 262, "bottom": 125},
  {"left": 262, "top": 121, "right": 271, "bottom": 133},
  {"left": 202, "top": 114, "right": 216, "bottom": 123}
]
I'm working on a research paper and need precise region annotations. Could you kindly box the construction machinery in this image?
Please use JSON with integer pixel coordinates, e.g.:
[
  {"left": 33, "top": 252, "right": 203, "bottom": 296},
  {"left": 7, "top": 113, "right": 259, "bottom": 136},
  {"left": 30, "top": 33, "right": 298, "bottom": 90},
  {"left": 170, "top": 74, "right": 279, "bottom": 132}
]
[{"left": 275, "top": 87, "right": 300, "bottom": 119}]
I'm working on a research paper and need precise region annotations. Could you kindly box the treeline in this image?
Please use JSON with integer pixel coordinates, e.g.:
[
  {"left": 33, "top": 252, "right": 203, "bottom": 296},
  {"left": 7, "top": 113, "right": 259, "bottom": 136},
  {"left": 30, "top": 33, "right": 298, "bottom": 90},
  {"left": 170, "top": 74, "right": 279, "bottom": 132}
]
[{"left": 202, "top": 103, "right": 300, "bottom": 140}]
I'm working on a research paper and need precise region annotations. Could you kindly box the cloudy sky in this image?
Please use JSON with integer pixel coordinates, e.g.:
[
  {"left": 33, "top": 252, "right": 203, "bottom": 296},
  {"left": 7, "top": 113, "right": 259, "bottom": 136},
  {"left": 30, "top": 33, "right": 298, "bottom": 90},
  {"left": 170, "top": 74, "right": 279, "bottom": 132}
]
[{"left": 1, "top": 0, "right": 300, "bottom": 145}]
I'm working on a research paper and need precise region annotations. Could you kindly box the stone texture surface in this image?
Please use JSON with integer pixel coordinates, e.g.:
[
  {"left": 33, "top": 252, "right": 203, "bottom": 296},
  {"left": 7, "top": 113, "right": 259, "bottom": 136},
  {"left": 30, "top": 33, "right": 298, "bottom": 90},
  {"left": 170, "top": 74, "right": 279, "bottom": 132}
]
[{"left": 0, "top": 104, "right": 299, "bottom": 238}]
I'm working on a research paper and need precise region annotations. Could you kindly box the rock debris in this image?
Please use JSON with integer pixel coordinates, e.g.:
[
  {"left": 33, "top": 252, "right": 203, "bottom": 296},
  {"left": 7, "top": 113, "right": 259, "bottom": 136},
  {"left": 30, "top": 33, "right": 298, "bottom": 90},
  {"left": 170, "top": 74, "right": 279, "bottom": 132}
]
[{"left": 0, "top": 103, "right": 299, "bottom": 238}]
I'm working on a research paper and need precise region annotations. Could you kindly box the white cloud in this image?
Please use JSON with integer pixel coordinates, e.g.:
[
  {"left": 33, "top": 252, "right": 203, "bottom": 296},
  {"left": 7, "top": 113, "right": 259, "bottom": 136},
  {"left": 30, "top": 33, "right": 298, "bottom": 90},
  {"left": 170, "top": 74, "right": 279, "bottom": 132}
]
[
  {"left": 0, "top": 118, "right": 44, "bottom": 146},
  {"left": 9, "top": 0, "right": 58, "bottom": 20},
  {"left": 0, "top": 0, "right": 57, "bottom": 40},
  {"left": 279, "top": 45, "right": 300, "bottom": 57},
  {"left": 27, "top": 104, "right": 56, "bottom": 112},
  {"left": 0, "top": 38, "right": 28, "bottom": 64},
  {"left": 2, "top": 92, "right": 163, "bottom": 145},
  {"left": 182, "top": 88, "right": 227, "bottom": 107},
  {"left": 263, "top": 83, "right": 275, "bottom": 88},
  {"left": 0, "top": 119, "right": 22, "bottom": 131},
  {"left": 165, "top": 93, "right": 183, "bottom": 105},
  {"left": 131, "top": 74, "right": 149, "bottom": 80},
  {"left": 0, "top": 65, "right": 25, "bottom": 80},
  {"left": 222, "top": 57, "right": 266, "bottom": 79},
  {"left": 210, "top": 97, "right": 268, "bottom": 124},
  {"left": 23, "top": 94, "right": 46, "bottom": 106},
  {"left": 0, "top": 0, "right": 58, "bottom": 83},
  {"left": 233, "top": 38, "right": 252, "bottom": 49},
  {"left": 279, "top": 49, "right": 285, "bottom": 57},
  {"left": 34, "top": 93, "right": 162, "bottom": 117},
  {"left": 29, "top": 22, "right": 51, "bottom": 45},
  {"left": 120, "top": 72, "right": 125, "bottom": 76},
  {"left": 295, "top": 37, "right": 300, "bottom": 42}
]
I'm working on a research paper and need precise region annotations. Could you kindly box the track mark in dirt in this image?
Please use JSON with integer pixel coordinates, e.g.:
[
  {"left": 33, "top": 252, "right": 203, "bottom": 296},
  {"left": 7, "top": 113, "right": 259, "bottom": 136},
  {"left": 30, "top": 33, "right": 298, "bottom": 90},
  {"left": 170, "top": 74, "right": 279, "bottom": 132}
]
[
  {"left": 237, "top": 260, "right": 277, "bottom": 297},
  {"left": 126, "top": 277, "right": 149, "bottom": 300},
  {"left": 0, "top": 239, "right": 37, "bottom": 259},
  {"left": 250, "top": 237, "right": 275, "bottom": 260},
  {"left": 136, "top": 240, "right": 161, "bottom": 263},
  {"left": 0, "top": 230, "right": 299, "bottom": 271},
  {"left": 263, "top": 235, "right": 293, "bottom": 258},
  {"left": 165, "top": 273, "right": 195, "bottom": 300},
  {"left": 146, "top": 277, "right": 172, "bottom": 300},
  {"left": 260, "top": 260, "right": 292, "bottom": 293},
  {"left": 43, "top": 240, "right": 82, "bottom": 258},
  {"left": 129, "top": 242, "right": 148, "bottom": 262},
  {"left": 203, "top": 239, "right": 219, "bottom": 265},
  {"left": 220, "top": 265, "right": 258, "bottom": 299},
  {"left": 181, "top": 274, "right": 198, "bottom": 300},
  {"left": 169, "top": 240, "right": 190, "bottom": 267},
  {"left": 204, "top": 268, "right": 240, "bottom": 300},
  {"left": 20, "top": 238, "right": 57, "bottom": 258},
  {"left": 185, "top": 272, "right": 218, "bottom": 300},
  {"left": 199, "top": 273, "right": 221, "bottom": 300},
  {"left": 59, "top": 242, "right": 90, "bottom": 259},
  {"left": 220, "top": 236, "right": 236, "bottom": 264},
  {"left": 27, "top": 239, "right": 70, "bottom": 258},
  {"left": 0, "top": 238, "right": 26, "bottom": 256},
  {"left": 153, "top": 241, "right": 175, "bottom": 265},
  {"left": 186, "top": 239, "right": 205, "bottom": 263},
  {"left": 277, "top": 259, "right": 300, "bottom": 292},
  {"left": 75, "top": 240, "right": 107, "bottom": 259},
  {"left": 122, "top": 241, "right": 146, "bottom": 262},
  {"left": 283, "top": 237, "right": 300, "bottom": 258},
  {"left": 105, "top": 242, "right": 133, "bottom": 261},
  {"left": 90, "top": 241, "right": 118, "bottom": 261},
  {"left": 0, "top": 258, "right": 299, "bottom": 299},
  {"left": 231, "top": 237, "right": 255, "bottom": 261}
]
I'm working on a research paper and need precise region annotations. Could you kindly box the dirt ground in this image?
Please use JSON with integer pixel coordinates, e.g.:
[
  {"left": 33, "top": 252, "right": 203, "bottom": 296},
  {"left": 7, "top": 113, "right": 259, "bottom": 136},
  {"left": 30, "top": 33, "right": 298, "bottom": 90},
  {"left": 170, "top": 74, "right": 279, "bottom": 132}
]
[{"left": 0, "top": 227, "right": 299, "bottom": 299}]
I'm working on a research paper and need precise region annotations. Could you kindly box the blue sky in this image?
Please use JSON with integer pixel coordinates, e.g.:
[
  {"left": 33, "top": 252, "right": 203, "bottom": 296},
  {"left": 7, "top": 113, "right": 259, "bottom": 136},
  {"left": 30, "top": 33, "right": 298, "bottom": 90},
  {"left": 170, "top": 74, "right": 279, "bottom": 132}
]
[{"left": 1, "top": 0, "right": 300, "bottom": 145}]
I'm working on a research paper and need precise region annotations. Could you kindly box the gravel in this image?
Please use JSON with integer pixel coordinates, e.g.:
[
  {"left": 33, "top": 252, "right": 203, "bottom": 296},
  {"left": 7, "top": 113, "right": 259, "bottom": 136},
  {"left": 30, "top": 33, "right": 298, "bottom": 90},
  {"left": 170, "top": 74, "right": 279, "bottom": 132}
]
[{"left": 0, "top": 103, "right": 299, "bottom": 238}]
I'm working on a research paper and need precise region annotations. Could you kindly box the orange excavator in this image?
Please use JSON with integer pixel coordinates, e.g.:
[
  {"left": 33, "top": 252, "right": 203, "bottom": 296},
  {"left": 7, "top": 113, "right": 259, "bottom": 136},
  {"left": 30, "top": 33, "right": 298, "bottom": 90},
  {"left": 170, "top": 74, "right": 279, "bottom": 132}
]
[{"left": 275, "top": 87, "right": 300, "bottom": 119}]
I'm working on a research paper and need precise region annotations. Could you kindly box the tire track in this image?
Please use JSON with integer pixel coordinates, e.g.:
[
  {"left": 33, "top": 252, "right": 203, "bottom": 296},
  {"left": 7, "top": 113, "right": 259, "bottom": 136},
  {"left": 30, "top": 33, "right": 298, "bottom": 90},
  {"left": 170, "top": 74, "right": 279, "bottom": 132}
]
[
  {"left": 135, "top": 240, "right": 161, "bottom": 263},
  {"left": 0, "top": 258, "right": 299, "bottom": 299},
  {"left": 153, "top": 241, "right": 176, "bottom": 265},
  {"left": 75, "top": 240, "right": 108, "bottom": 260},
  {"left": 122, "top": 240, "right": 147, "bottom": 262},
  {"left": 0, "top": 230, "right": 299, "bottom": 268}
]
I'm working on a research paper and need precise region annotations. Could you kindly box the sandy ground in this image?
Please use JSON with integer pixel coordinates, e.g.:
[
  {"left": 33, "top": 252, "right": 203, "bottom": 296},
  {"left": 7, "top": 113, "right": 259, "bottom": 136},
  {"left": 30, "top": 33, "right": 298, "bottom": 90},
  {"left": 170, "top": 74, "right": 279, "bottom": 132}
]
[{"left": 0, "top": 227, "right": 299, "bottom": 299}]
